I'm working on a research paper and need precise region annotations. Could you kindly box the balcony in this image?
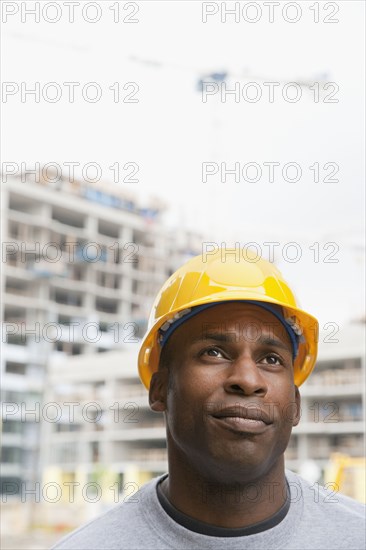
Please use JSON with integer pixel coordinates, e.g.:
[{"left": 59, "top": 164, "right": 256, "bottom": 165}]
[
  {"left": 110, "top": 425, "right": 167, "bottom": 441},
  {"left": 294, "top": 421, "right": 365, "bottom": 435},
  {"left": 121, "top": 448, "right": 167, "bottom": 463},
  {"left": 1, "top": 434, "right": 23, "bottom": 447},
  {"left": 301, "top": 384, "right": 363, "bottom": 398},
  {"left": 302, "top": 368, "right": 363, "bottom": 397},
  {"left": 121, "top": 417, "right": 165, "bottom": 430},
  {"left": 115, "top": 384, "right": 147, "bottom": 400}
]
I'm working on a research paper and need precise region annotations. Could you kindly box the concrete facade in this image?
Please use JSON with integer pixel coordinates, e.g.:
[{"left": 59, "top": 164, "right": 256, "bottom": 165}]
[{"left": 1, "top": 172, "right": 202, "bottom": 495}]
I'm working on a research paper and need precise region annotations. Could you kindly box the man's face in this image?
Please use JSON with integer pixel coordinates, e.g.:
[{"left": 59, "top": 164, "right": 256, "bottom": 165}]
[{"left": 149, "top": 302, "right": 301, "bottom": 484}]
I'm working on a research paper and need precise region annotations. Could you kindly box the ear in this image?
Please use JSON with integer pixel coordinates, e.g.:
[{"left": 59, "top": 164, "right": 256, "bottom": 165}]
[
  {"left": 292, "top": 385, "right": 301, "bottom": 427},
  {"left": 149, "top": 371, "right": 168, "bottom": 412}
]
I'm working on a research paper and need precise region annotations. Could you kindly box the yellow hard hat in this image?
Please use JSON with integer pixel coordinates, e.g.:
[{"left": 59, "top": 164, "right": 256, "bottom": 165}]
[{"left": 138, "top": 248, "right": 319, "bottom": 388}]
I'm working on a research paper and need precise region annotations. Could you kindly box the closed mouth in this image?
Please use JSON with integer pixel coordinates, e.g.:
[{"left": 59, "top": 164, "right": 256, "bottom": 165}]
[{"left": 211, "top": 405, "right": 272, "bottom": 425}]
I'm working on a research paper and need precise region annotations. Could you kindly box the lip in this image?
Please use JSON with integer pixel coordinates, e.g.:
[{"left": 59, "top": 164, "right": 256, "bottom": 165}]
[
  {"left": 212, "top": 405, "right": 272, "bottom": 423},
  {"left": 212, "top": 415, "right": 270, "bottom": 434},
  {"left": 210, "top": 405, "right": 272, "bottom": 434}
]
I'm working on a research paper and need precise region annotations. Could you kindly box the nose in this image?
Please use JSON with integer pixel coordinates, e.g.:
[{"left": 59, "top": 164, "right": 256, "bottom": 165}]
[{"left": 223, "top": 354, "right": 268, "bottom": 397}]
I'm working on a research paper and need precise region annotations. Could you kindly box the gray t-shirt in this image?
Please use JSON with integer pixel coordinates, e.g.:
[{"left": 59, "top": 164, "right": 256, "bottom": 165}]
[{"left": 52, "top": 469, "right": 365, "bottom": 550}]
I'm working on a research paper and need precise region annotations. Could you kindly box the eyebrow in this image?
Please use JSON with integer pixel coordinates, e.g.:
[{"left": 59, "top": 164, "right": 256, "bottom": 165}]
[{"left": 192, "top": 332, "right": 292, "bottom": 353}]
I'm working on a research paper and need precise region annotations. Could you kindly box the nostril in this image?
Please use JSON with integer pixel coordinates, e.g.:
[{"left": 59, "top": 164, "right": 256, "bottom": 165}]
[{"left": 227, "top": 382, "right": 267, "bottom": 397}]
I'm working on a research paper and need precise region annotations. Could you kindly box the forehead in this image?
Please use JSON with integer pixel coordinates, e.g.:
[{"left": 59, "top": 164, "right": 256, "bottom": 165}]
[{"left": 171, "top": 302, "right": 291, "bottom": 345}]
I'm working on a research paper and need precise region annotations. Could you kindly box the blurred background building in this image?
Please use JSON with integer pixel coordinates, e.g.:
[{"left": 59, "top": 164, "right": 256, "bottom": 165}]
[
  {"left": 288, "top": 323, "right": 365, "bottom": 502},
  {"left": 0, "top": 172, "right": 202, "bottom": 501}
]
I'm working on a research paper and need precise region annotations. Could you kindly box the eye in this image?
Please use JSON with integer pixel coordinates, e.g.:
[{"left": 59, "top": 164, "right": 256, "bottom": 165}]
[
  {"left": 200, "top": 346, "right": 226, "bottom": 359},
  {"left": 261, "top": 353, "right": 283, "bottom": 366}
]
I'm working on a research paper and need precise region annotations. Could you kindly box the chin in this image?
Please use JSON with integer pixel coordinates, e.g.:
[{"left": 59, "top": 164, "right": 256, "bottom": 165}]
[{"left": 199, "top": 447, "right": 273, "bottom": 482}]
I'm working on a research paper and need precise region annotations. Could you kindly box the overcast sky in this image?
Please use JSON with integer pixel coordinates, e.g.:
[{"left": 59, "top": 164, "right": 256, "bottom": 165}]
[{"left": 2, "top": 0, "right": 365, "bottom": 329}]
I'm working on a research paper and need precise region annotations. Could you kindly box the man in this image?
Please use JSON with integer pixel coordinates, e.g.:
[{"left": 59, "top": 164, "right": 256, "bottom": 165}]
[{"left": 54, "top": 248, "right": 365, "bottom": 549}]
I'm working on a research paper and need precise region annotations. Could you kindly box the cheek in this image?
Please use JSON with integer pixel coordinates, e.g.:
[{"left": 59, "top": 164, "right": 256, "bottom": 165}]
[
  {"left": 265, "top": 377, "right": 296, "bottom": 421},
  {"left": 167, "top": 367, "right": 215, "bottom": 418},
  {"left": 275, "top": 389, "right": 298, "bottom": 426},
  {"left": 279, "top": 402, "right": 298, "bottom": 427}
]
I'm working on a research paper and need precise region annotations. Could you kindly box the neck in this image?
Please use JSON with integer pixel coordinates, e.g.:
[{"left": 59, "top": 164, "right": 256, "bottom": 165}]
[{"left": 161, "top": 447, "right": 288, "bottom": 529}]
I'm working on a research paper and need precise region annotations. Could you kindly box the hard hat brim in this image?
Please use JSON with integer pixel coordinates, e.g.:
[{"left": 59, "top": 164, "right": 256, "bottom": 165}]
[{"left": 138, "top": 293, "right": 318, "bottom": 389}]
